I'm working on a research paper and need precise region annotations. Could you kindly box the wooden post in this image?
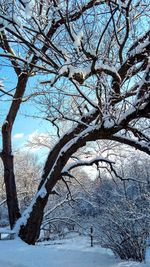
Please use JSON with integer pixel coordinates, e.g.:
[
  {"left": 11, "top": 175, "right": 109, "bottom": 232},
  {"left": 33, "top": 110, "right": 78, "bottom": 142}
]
[
  {"left": 10, "top": 233, "right": 15, "bottom": 240},
  {"left": 90, "top": 226, "right": 93, "bottom": 247}
]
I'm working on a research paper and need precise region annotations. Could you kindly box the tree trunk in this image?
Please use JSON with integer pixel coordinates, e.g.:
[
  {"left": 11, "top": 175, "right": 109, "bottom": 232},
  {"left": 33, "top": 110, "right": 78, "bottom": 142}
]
[
  {"left": 19, "top": 195, "right": 49, "bottom": 244},
  {"left": 1, "top": 118, "right": 21, "bottom": 228},
  {"left": 1, "top": 73, "right": 28, "bottom": 228},
  {"left": 18, "top": 126, "right": 100, "bottom": 244},
  {"left": 1, "top": 152, "right": 21, "bottom": 228}
]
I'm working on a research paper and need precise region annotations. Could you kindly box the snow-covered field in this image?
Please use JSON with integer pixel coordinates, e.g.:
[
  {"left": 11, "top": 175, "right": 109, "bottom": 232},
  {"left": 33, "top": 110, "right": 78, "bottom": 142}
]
[{"left": 0, "top": 234, "right": 149, "bottom": 267}]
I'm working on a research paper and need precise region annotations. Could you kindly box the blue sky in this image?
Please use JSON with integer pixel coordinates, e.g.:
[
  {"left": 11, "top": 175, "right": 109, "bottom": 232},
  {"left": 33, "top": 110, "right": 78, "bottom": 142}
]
[{"left": 0, "top": 64, "right": 54, "bottom": 160}]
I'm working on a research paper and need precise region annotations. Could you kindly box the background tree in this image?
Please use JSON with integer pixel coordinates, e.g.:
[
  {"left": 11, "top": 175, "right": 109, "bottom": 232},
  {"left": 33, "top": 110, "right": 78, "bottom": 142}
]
[
  {"left": 0, "top": 151, "right": 41, "bottom": 226},
  {"left": 94, "top": 151, "right": 150, "bottom": 261}
]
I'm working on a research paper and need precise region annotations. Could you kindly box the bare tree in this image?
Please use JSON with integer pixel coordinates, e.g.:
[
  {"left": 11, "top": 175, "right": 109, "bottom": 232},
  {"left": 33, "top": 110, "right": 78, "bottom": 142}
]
[
  {"left": 0, "top": 151, "right": 41, "bottom": 226},
  {"left": 94, "top": 152, "right": 150, "bottom": 261},
  {"left": 0, "top": 0, "right": 149, "bottom": 244}
]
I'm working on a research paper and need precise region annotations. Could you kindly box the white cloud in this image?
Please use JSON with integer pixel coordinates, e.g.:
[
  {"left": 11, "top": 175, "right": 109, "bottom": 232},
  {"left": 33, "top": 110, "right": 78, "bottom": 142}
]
[
  {"left": 24, "top": 130, "right": 52, "bottom": 153},
  {"left": 27, "top": 130, "right": 51, "bottom": 145},
  {"left": 13, "top": 133, "right": 24, "bottom": 139}
]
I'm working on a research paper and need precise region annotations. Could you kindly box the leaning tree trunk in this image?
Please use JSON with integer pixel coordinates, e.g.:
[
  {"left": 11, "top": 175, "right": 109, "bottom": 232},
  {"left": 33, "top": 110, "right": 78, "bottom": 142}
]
[
  {"left": 18, "top": 168, "right": 63, "bottom": 244},
  {"left": 19, "top": 195, "right": 49, "bottom": 244},
  {"left": 18, "top": 125, "right": 104, "bottom": 244},
  {"left": 17, "top": 98, "right": 150, "bottom": 244},
  {"left": 18, "top": 111, "right": 99, "bottom": 244}
]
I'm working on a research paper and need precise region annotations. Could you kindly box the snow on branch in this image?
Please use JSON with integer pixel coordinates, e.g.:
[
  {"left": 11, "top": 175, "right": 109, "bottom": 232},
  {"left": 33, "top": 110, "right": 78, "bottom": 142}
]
[
  {"left": 41, "top": 61, "right": 121, "bottom": 87},
  {"left": 116, "top": 91, "right": 150, "bottom": 127},
  {"left": 127, "top": 126, "right": 150, "bottom": 143},
  {"left": 95, "top": 62, "right": 121, "bottom": 81},
  {"left": 44, "top": 195, "right": 70, "bottom": 219},
  {"left": 128, "top": 30, "right": 150, "bottom": 54},
  {"left": 111, "top": 33, "right": 150, "bottom": 95},
  {"left": 111, "top": 134, "right": 150, "bottom": 155},
  {"left": 119, "top": 37, "right": 150, "bottom": 81},
  {"left": 62, "top": 156, "right": 114, "bottom": 175}
]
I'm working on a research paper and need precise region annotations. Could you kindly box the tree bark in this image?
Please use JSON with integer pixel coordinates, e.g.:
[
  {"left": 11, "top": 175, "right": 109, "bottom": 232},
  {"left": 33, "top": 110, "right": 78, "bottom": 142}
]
[
  {"left": 19, "top": 195, "right": 49, "bottom": 244},
  {"left": 1, "top": 152, "right": 21, "bottom": 229},
  {"left": 1, "top": 120, "right": 21, "bottom": 228},
  {"left": 1, "top": 73, "right": 28, "bottom": 228}
]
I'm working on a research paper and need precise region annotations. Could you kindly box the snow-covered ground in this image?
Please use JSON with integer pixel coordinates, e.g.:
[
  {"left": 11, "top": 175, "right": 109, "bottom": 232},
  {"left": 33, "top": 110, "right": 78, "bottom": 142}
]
[{"left": 0, "top": 234, "right": 149, "bottom": 267}]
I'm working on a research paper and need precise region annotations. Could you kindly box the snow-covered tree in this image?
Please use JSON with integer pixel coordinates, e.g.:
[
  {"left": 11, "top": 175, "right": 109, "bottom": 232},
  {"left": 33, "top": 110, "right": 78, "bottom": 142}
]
[
  {"left": 0, "top": 0, "right": 149, "bottom": 244},
  {"left": 0, "top": 151, "right": 41, "bottom": 226},
  {"left": 94, "top": 152, "right": 150, "bottom": 261}
]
